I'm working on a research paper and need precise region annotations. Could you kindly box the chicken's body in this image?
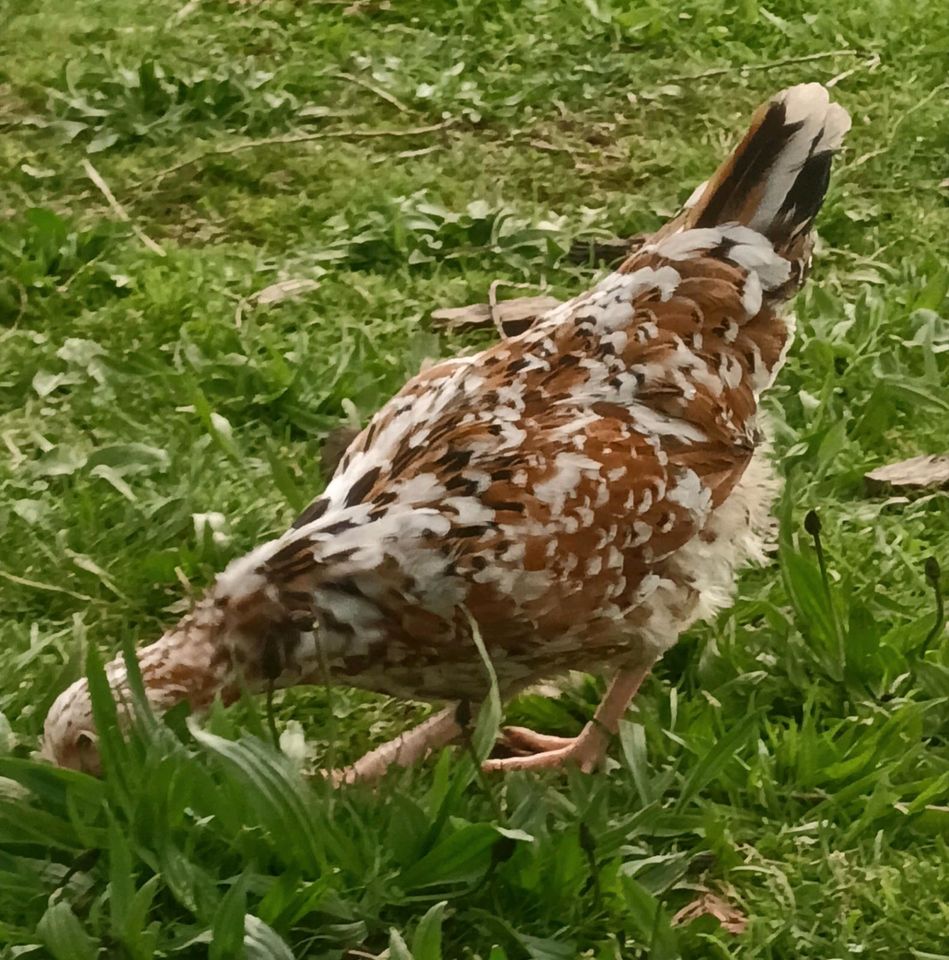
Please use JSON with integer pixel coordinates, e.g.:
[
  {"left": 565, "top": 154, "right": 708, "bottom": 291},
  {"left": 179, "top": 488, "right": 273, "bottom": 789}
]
[
  {"left": 254, "top": 237, "right": 784, "bottom": 704},
  {"left": 44, "top": 84, "right": 850, "bottom": 776}
]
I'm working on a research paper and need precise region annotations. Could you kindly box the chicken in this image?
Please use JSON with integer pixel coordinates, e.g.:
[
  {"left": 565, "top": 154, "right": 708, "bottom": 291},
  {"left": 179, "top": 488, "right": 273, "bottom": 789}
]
[{"left": 43, "top": 84, "right": 850, "bottom": 778}]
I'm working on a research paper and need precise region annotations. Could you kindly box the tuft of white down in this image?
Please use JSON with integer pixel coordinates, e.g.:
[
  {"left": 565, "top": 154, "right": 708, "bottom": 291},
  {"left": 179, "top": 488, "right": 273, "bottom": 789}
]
[{"left": 638, "top": 442, "right": 780, "bottom": 654}]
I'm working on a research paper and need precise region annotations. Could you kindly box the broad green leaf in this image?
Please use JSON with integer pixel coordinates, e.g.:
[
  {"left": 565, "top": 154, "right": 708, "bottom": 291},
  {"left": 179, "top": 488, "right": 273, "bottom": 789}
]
[
  {"left": 156, "top": 842, "right": 218, "bottom": 920},
  {"left": 411, "top": 900, "right": 447, "bottom": 960},
  {"left": 85, "top": 443, "right": 170, "bottom": 472},
  {"left": 399, "top": 823, "right": 499, "bottom": 889},
  {"left": 188, "top": 724, "right": 324, "bottom": 873},
  {"left": 192, "top": 388, "right": 242, "bottom": 461},
  {"left": 210, "top": 873, "right": 248, "bottom": 960},
  {"left": 244, "top": 914, "right": 295, "bottom": 960},
  {"left": 874, "top": 377, "right": 949, "bottom": 414},
  {"left": 37, "top": 901, "right": 97, "bottom": 960},
  {"left": 618, "top": 720, "right": 655, "bottom": 805},
  {"left": 620, "top": 875, "right": 678, "bottom": 954},
  {"left": 107, "top": 813, "right": 134, "bottom": 941},
  {"left": 389, "top": 928, "right": 415, "bottom": 960},
  {"left": 518, "top": 933, "right": 577, "bottom": 960},
  {"left": 125, "top": 877, "right": 161, "bottom": 958},
  {"left": 0, "top": 798, "right": 84, "bottom": 852},
  {"left": 912, "top": 269, "right": 949, "bottom": 311},
  {"left": 779, "top": 547, "right": 842, "bottom": 679},
  {"left": 845, "top": 599, "right": 883, "bottom": 683},
  {"left": 675, "top": 712, "right": 759, "bottom": 810},
  {"left": 84, "top": 642, "right": 132, "bottom": 808},
  {"left": 388, "top": 793, "right": 433, "bottom": 866},
  {"left": 914, "top": 660, "right": 949, "bottom": 698}
]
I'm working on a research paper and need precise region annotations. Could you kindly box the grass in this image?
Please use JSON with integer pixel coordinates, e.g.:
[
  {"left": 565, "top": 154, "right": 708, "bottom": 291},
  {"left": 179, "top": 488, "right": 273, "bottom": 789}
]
[{"left": 1, "top": 0, "right": 948, "bottom": 956}]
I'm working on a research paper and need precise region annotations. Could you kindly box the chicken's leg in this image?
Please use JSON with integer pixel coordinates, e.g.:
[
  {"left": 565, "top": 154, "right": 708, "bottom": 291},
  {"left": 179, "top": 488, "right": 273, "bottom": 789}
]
[
  {"left": 331, "top": 705, "right": 463, "bottom": 785},
  {"left": 483, "top": 663, "right": 653, "bottom": 773},
  {"left": 333, "top": 658, "right": 654, "bottom": 783}
]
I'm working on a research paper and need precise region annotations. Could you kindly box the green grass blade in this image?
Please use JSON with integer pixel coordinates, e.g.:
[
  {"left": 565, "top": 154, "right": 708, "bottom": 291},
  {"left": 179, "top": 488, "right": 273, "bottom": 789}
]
[{"left": 675, "top": 712, "right": 759, "bottom": 811}]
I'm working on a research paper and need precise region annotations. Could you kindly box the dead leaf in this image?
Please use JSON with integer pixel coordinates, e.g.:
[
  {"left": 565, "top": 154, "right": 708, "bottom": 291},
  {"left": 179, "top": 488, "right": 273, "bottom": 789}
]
[
  {"left": 431, "top": 295, "right": 561, "bottom": 337},
  {"left": 864, "top": 454, "right": 949, "bottom": 495},
  {"left": 672, "top": 891, "right": 748, "bottom": 935},
  {"left": 567, "top": 234, "right": 644, "bottom": 265},
  {"left": 252, "top": 278, "right": 320, "bottom": 306},
  {"left": 237, "top": 278, "right": 321, "bottom": 325}
]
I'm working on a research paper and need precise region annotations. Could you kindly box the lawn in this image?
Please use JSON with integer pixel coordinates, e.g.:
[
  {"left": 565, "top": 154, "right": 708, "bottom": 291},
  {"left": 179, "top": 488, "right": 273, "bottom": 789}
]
[{"left": 1, "top": 0, "right": 948, "bottom": 956}]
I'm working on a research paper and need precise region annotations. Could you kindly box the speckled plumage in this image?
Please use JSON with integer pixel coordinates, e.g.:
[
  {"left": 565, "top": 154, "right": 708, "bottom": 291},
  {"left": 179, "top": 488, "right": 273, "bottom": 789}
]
[{"left": 44, "top": 84, "right": 850, "bottom": 774}]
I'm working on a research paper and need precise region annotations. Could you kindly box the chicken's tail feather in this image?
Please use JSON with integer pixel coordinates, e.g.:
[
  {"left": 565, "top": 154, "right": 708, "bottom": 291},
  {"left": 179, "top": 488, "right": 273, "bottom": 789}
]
[{"left": 680, "top": 83, "right": 850, "bottom": 250}]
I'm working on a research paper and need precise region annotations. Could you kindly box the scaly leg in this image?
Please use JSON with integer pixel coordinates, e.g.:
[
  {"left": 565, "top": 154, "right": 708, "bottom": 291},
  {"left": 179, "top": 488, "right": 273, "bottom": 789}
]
[
  {"left": 483, "top": 663, "right": 653, "bottom": 773},
  {"left": 331, "top": 705, "right": 462, "bottom": 785},
  {"left": 333, "top": 656, "right": 654, "bottom": 783},
  {"left": 500, "top": 727, "right": 579, "bottom": 753}
]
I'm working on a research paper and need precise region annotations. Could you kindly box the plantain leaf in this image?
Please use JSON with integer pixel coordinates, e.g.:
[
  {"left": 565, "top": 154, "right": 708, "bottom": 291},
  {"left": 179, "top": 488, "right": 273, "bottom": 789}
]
[
  {"left": 411, "top": 900, "right": 447, "bottom": 960},
  {"left": 37, "top": 901, "right": 97, "bottom": 960}
]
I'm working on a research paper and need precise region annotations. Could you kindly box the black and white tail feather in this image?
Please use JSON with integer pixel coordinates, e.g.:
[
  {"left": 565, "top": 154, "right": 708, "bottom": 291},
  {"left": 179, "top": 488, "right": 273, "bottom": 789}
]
[{"left": 672, "top": 83, "right": 850, "bottom": 249}]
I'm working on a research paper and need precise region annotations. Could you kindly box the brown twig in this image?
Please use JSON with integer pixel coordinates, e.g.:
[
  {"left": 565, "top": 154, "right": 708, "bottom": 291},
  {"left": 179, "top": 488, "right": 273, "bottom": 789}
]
[
  {"left": 166, "top": 0, "right": 201, "bottom": 27},
  {"left": 0, "top": 570, "right": 96, "bottom": 604},
  {"left": 1, "top": 432, "right": 24, "bottom": 468},
  {"left": 56, "top": 251, "right": 107, "bottom": 295},
  {"left": 664, "top": 49, "right": 858, "bottom": 84},
  {"left": 329, "top": 70, "right": 412, "bottom": 113},
  {"left": 527, "top": 138, "right": 579, "bottom": 155},
  {"left": 142, "top": 119, "right": 455, "bottom": 189},
  {"left": 826, "top": 53, "right": 881, "bottom": 88},
  {"left": 488, "top": 280, "right": 543, "bottom": 339},
  {"left": 487, "top": 280, "right": 504, "bottom": 339},
  {"left": 370, "top": 144, "right": 440, "bottom": 164},
  {"left": 81, "top": 159, "right": 165, "bottom": 256}
]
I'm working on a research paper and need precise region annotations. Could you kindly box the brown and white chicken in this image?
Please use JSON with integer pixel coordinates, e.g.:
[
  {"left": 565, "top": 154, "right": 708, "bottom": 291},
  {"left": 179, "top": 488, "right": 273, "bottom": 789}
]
[{"left": 43, "top": 84, "right": 850, "bottom": 779}]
